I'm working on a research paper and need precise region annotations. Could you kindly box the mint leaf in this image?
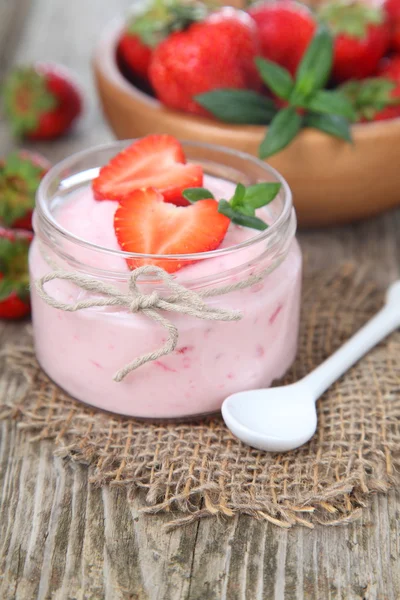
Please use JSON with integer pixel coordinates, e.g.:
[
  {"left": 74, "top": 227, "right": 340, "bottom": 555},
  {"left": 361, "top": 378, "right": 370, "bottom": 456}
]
[
  {"left": 237, "top": 205, "right": 256, "bottom": 217},
  {"left": 259, "top": 107, "right": 303, "bottom": 159},
  {"left": 294, "top": 26, "right": 333, "bottom": 100},
  {"left": 182, "top": 187, "right": 214, "bottom": 203},
  {"left": 218, "top": 200, "right": 268, "bottom": 231},
  {"left": 244, "top": 183, "right": 281, "bottom": 208},
  {"left": 255, "top": 58, "right": 294, "bottom": 101},
  {"left": 307, "top": 90, "right": 356, "bottom": 121},
  {"left": 195, "top": 89, "right": 276, "bottom": 125},
  {"left": 304, "top": 112, "right": 352, "bottom": 142},
  {"left": 230, "top": 183, "right": 246, "bottom": 209}
]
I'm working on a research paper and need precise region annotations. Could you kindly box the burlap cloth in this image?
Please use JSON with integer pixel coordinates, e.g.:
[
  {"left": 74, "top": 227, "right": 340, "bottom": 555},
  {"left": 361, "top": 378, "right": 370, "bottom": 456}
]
[{"left": 1, "top": 264, "right": 399, "bottom": 530}]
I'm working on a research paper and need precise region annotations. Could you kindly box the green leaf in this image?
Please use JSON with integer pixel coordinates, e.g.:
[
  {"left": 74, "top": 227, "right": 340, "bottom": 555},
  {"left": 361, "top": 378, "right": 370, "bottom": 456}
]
[
  {"left": 294, "top": 26, "right": 333, "bottom": 100},
  {"left": 259, "top": 107, "right": 303, "bottom": 159},
  {"left": 195, "top": 89, "right": 277, "bottom": 125},
  {"left": 182, "top": 187, "right": 214, "bottom": 203},
  {"left": 304, "top": 112, "right": 352, "bottom": 142},
  {"left": 255, "top": 58, "right": 294, "bottom": 101},
  {"left": 237, "top": 205, "right": 256, "bottom": 217},
  {"left": 244, "top": 183, "right": 281, "bottom": 209},
  {"left": 230, "top": 183, "right": 246, "bottom": 209},
  {"left": 307, "top": 90, "right": 356, "bottom": 121},
  {"left": 218, "top": 200, "right": 268, "bottom": 231}
]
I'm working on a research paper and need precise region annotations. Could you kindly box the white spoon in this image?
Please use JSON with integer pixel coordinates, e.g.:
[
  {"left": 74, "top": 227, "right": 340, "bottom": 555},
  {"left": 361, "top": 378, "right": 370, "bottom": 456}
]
[{"left": 222, "top": 280, "right": 400, "bottom": 453}]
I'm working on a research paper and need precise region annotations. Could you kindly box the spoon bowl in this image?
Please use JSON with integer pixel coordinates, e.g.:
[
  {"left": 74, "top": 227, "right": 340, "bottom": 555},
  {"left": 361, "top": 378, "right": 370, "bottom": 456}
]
[
  {"left": 222, "top": 280, "right": 400, "bottom": 452},
  {"left": 222, "top": 385, "right": 317, "bottom": 452}
]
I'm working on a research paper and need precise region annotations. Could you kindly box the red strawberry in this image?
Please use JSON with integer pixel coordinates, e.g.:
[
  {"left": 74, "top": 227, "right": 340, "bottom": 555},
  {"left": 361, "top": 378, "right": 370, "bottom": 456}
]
[
  {"left": 0, "top": 150, "right": 50, "bottom": 230},
  {"left": 3, "top": 63, "right": 82, "bottom": 140},
  {"left": 385, "top": 0, "right": 400, "bottom": 51},
  {"left": 114, "top": 188, "right": 229, "bottom": 273},
  {"left": 117, "top": 0, "right": 209, "bottom": 81},
  {"left": 248, "top": 1, "right": 316, "bottom": 76},
  {"left": 320, "top": 1, "right": 390, "bottom": 82},
  {"left": 149, "top": 7, "right": 261, "bottom": 116},
  {"left": 118, "top": 33, "right": 154, "bottom": 81},
  {"left": 93, "top": 134, "right": 203, "bottom": 205},
  {"left": 0, "top": 227, "right": 33, "bottom": 320}
]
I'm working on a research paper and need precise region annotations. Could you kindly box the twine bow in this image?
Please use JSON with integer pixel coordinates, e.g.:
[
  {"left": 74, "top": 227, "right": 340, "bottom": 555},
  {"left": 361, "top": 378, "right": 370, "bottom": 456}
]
[{"left": 35, "top": 265, "right": 244, "bottom": 382}]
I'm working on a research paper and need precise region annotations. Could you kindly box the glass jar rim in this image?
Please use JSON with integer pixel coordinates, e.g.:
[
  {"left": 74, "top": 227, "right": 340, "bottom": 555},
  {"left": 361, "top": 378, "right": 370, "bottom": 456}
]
[{"left": 36, "top": 139, "right": 294, "bottom": 262}]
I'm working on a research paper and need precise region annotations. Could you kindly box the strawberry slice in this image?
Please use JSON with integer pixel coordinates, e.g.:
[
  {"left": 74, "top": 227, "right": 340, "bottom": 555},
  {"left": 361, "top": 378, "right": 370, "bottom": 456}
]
[
  {"left": 114, "top": 188, "right": 230, "bottom": 273},
  {"left": 93, "top": 134, "right": 203, "bottom": 205}
]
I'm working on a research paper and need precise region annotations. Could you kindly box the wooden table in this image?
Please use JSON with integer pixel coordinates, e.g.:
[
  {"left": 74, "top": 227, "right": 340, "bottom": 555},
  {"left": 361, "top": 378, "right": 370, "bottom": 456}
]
[{"left": 1, "top": 1, "right": 399, "bottom": 598}]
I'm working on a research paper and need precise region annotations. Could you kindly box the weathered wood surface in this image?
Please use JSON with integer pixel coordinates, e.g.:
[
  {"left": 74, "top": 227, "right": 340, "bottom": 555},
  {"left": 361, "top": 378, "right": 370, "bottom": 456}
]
[{"left": 0, "top": 0, "right": 400, "bottom": 598}]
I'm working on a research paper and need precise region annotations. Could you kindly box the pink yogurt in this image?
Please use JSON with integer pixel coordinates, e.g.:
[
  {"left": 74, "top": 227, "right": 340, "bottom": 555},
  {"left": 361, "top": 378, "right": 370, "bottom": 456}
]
[{"left": 30, "top": 173, "right": 302, "bottom": 418}]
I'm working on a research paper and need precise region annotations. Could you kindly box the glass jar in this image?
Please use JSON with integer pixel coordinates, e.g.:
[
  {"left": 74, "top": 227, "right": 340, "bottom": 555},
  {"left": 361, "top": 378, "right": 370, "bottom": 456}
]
[{"left": 29, "top": 141, "right": 302, "bottom": 419}]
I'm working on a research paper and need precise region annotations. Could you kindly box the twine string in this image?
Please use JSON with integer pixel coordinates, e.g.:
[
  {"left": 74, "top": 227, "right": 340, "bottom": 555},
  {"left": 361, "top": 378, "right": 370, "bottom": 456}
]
[{"left": 35, "top": 264, "right": 265, "bottom": 382}]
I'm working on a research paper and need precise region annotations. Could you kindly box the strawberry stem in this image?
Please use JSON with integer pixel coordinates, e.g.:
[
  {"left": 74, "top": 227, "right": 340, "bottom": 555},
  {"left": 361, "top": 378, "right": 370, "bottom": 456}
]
[
  {"left": 0, "top": 236, "right": 31, "bottom": 302},
  {"left": 339, "top": 77, "right": 399, "bottom": 121},
  {"left": 0, "top": 152, "right": 44, "bottom": 227},
  {"left": 127, "top": 0, "right": 209, "bottom": 47},
  {"left": 3, "top": 67, "right": 57, "bottom": 137},
  {"left": 319, "top": 1, "right": 384, "bottom": 39}
]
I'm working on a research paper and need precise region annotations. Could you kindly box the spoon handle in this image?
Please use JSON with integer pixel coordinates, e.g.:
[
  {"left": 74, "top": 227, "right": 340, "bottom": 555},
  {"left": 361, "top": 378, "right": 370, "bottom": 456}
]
[{"left": 302, "top": 297, "right": 400, "bottom": 400}]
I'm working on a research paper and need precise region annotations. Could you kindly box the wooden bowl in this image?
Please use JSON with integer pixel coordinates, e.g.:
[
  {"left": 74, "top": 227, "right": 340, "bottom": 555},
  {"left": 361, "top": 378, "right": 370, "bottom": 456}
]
[{"left": 93, "top": 20, "right": 400, "bottom": 227}]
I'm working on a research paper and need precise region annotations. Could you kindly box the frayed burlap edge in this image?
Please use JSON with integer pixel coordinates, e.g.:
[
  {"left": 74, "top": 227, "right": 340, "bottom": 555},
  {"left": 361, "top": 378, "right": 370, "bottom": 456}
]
[{"left": 1, "top": 264, "right": 399, "bottom": 530}]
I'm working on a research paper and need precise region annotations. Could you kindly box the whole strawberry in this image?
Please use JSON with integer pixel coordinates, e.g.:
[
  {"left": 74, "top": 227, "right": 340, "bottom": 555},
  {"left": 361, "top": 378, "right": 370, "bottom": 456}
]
[
  {"left": 385, "top": 0, "right": 400, "bottom": 52},
  {"left": 0, "top": 150, "right": 50, "bottom": 230},
  {"left": 320, "top": 1, "right": 390, "bottom": 82},
  {"left": 0, "top": 227, "right": 33, "bottom": 320},
  {"left": 3, "top": 63, "right": 82, "bottom": 140},
  {"left": 248, "top": 1, "right": 316, "bottom": 76},
  {"left": 118, "top": 0, "right": 209, "bottom": 81},
  {"left": 149, "top": 7, "right": 261, "bottom": 116},
  {"left": 118, "top": 33, "right": 153, "bottom": 81}
]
